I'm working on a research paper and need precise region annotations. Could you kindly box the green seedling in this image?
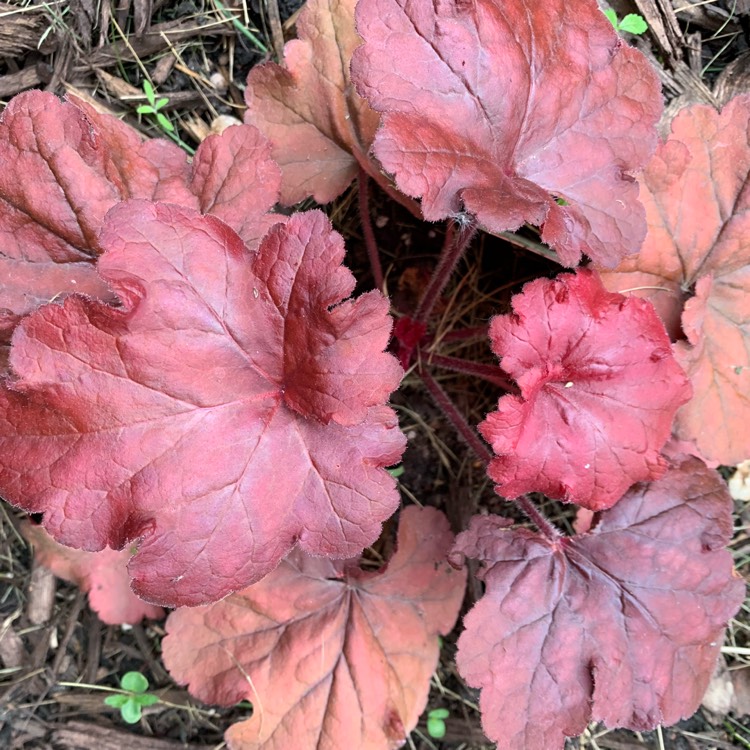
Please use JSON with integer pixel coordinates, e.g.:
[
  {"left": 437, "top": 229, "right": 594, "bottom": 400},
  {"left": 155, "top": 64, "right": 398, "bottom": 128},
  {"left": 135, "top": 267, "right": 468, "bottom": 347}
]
[
  {"left": 103, "top": 671, "right": 160, "bottom": 724},
  {"left": 426, "top": 707, "right": 450, "bottom": 739},
  {"left": 604, "top": 8, "right": 648, "bottom": 35},
  {"left": 387, "top": 464, "right": 405, "bottom": 478},
  {"left": 136, "top": 80, "right": 174, "bottom": 133}
]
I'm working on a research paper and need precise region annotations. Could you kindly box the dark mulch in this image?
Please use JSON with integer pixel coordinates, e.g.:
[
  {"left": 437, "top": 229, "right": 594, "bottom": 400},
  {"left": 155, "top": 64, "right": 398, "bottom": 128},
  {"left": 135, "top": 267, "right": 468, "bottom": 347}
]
[{"left": 2, "top": 0, "right": 750, "bottom": 747}]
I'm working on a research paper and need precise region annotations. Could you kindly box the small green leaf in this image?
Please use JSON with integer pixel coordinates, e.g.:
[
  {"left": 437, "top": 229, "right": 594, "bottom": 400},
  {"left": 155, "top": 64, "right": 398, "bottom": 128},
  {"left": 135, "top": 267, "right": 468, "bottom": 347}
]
[
  {"left": 387, "top": 465, "right": 404, "bottom": 478},
  {"left": 136, "top": 105, "right": 155, "bottom": 115},
  {"left": 429, "top": 708, "right": 450, "bottom": 720},
  {"left": 427, "top": 715, "right": 447, "bottom": 739},
  {"left": 555, "top": 197, "right": 569, "bottom": 206},
  {"left": 137, "top": 693, "right": 161, "bottom": 707},
  {"left": 104, "top": 694, "right": 129, "bottom": 708},
  {"left": 156, "top": 112, "right": 175, "bottom": 132},
  {"left": 121, "top": 671, "right": 149, "bottom": 693},
  {"left": 155, "top": 97, "right": 170, "bottom": 110},
  {"left": 603, "top": 8, "right": 618, "bottom": 28},
  {"left": 120, "top": 698, "right": 143, "bottom": 724},
  {"left": 619, "top": 14, "right": 648, "bottom": 34},
  {"left": 142, "top": 79, "right": 155, "bottom": 105}
]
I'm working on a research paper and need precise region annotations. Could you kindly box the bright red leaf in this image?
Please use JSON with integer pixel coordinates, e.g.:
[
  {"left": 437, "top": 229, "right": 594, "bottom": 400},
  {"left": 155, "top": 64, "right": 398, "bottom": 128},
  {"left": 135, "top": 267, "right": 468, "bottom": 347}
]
[
  {"left": 21, "top": 521, "right": 164, "bottom": 625},
  {"left": 480, "top": 269, "right": 691, "bottom": 510},
  {"left": 451, "top": 455, "right": 744, "bottom": 750},
  {"left": 0, "top": 90, "right": 281, "bottom": 355},
  {"left": 162, "top": 505, "right": 466, "bottom": 750},
  {"left": 599, "top": 95, "right": 750, "bottom": 464},
  {"left": 0, "top": 203, "right": 404, "bottom": 607},
  {"left": 244, "top": 0, "right": 382, "bottom": 204},
  {"left": 351, "top": 0, "right": 662, "bottom": 267}
]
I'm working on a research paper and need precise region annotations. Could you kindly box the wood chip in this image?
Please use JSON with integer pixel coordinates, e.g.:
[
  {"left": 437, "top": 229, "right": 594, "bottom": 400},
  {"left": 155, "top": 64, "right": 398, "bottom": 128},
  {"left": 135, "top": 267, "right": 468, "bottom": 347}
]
[
  {"left": 51, "top": 721, "right": 206, "bottom": 750},
  {"left": 26, "top": 562, "right": 56, "bottom": 627}
]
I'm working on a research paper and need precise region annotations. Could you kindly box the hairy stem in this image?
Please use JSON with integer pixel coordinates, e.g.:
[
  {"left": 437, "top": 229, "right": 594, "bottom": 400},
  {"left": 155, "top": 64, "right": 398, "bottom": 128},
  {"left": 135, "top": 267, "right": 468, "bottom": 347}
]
[
  {"left": 515, "top": 496, "right": 561, "bottom": 540},
  {"left": 418, "top": 366, "right": 493, "bottom": 463},
  {"left": 358, "top": 167, "right": 384, "bottom": 291},
  {"left": 418, "top": 366, "right": 560, "bottom": 541},
  {"left": 425, "top": 352, "right": 517, "bottom": 392},
  {"left": 426, "top": 324, "right": 489, "bottom": 345},
  {"left": 414, "top": 217, "right": 478, "bottom": 324},
  {"left": 497, "top": 230, "right": 560, "bottom": 263}
]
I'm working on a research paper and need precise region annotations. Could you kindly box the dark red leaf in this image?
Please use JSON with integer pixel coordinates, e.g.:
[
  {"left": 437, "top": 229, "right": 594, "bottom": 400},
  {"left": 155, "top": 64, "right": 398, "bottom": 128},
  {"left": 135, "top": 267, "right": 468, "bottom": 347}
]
[
  {"left": 21, "top": 521, "right": 164, "bottom": 625},
  {"left": 0, "top": 203, "right": 404, "bottom": 607},
  {"left": 599, "top": 95, "right": 750, "bottom": 464},
  {"left": 480, "top": 269, "right": 691, "bottom": 510},
  {"left": 0, "top": 91, "right": 281, "bottom": 354},
  {"left": 162, "top": 506, "right": 466, "bottom": 750},
  {"left": 451, "top": 456, "right": 744, "bottom": 750},
  {"left": 351, "top": 0, "right": 662, "bottom": 267}
]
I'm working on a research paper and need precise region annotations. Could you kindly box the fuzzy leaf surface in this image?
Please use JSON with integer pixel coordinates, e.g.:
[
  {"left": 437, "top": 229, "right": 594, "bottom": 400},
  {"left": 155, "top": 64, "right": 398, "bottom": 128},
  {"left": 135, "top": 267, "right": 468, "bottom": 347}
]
[
  {"left": 599, "top": 96, "right": 750, "bottom": 463},
  {"left": 244, "top": 0, "right": 380, "bottom": 204},
  {"left": 0, "top": 203, "right": 404, "bottom": 607},
  {"left": 162, "top": 506, "right": 466, "bottom": 750},
  {"left": 480, "top": 269, "right": 691, "bottom": 510},
  {"left": 21, "top": 522, "right": 164, "bottom": 625},
  {"left": 351, "top": 0, "right": 661, "bottom": 267},
  {"left": 0, "top": 91, "right": 280, "bottom": 356},
  {"left": 452, "top": 456, "right": 744, "bottom": 750}
]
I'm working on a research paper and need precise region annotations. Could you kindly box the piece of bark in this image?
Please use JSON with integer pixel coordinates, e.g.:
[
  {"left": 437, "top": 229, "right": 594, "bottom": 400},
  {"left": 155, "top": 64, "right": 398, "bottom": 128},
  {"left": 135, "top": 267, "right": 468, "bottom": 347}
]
[
  {"left": 0, "top": 63, "right": 51, "bottom": 98},
  {"left": 633, "top": 0, "right": 684, "bottom": 59},
  {"left": 714, "top": 49, "right": 750, "bottom": 106},
  {"left": 77, "top": 18, "right": 234, "bottom": 70},
  {"left": 26, "top": 563, "right": 56, "bottom": 627},
  {"left": 0, "top": 2, "right": 56, "bottom": 57},
  {"left": 51, "top": 721, "right": 209, "bottom": 750},
  {"left": 0, "top": 623, "right": 26, "bottom": 669}
]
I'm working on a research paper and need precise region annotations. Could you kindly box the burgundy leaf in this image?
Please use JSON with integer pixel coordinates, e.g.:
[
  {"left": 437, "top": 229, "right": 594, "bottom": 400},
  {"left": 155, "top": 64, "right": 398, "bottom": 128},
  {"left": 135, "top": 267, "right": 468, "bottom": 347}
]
[
  {"left": 21, "top": 521, "right": 164, "bottom": 625},
  {"left": 244, "top": 0, "right": 381, "bottom": 204},
  {"left": 0, "top": 203, "right": 404, "bottom": 607},
  {"left": 480, "top": 269, "right": 691, "bottom": 510},
  {"left": 452, "top": 456, "right": 744, "bottom": 750},
  {"left": 599, "top": 95, "right": 750, "bottom": 463},
  {"left": 162, "top": 506, "right": 466, "bottom": 750},
  {"left": 351, "top": 0, "right": 662, "bottom": 267},
  {"left": 0, "top": 91, "right": 281, "bottom": 354}
]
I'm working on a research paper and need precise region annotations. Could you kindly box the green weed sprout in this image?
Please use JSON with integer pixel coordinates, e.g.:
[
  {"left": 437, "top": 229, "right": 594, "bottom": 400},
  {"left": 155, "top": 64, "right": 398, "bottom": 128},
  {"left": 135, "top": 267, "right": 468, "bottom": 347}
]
[
  {"left": 136, "top": 80, "right": 174, "bottom": 133},
  {"left": 104, "top": 671, "right": 160, "bottom": 724},
  {"left": 604, "top": 8, "right": 648, "bottom": 35},
  {"left": 426, "top": 707, "right": 450, "bottom": 739}
]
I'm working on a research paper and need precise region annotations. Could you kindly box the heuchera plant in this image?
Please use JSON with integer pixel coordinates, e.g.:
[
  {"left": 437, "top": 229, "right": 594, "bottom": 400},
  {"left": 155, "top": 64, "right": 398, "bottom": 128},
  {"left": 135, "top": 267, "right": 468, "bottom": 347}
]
[{"left": 0, "top": 0, "right": 746, "bottom": 748}]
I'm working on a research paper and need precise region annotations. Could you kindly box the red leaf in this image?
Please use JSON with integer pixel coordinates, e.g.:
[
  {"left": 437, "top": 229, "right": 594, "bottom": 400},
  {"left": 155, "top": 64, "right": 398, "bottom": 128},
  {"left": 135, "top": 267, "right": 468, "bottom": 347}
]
[
  {"left": 480, "top": 269, "right": 691, "bottom": 510},
  {"left": 351, "top": 0, "right": 662, "bottom": 267},
  {"left": 21, "top": 521, "right": 163, "bottom": 625},
  {"left": 244, "top": 0, "right": 381, "bottom": 204},
  {"left": 188, "top": 124, "right": 283, "bottom": 249},
  {"left": 0, "top": 91, "right": 281, "bottom": 352},
  {"left": 451, "top": 456, "right": 744, "bottom": 750},
  {"left": 0, "top": 203, "right": 404, "bottom": 607},
  {"left": 162, "top": 506, "right": 466, "bottom": 750},
  {"left": 599, "top": 96, "right": 750, "bottom": 463}
]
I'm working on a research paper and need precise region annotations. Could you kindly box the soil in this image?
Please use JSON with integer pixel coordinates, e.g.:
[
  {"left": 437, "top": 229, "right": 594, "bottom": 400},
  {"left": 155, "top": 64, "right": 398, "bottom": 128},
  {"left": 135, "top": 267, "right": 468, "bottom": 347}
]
[{"left": 2, "top": 0, "right": 750, "bottom": 748}]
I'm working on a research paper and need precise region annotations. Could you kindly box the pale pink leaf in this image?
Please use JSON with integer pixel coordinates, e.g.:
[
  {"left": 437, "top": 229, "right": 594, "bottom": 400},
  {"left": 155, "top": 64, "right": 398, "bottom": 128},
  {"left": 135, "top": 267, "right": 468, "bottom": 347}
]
[
  {"left": 599, "top": 95, "right": 750, "bottom": 463},
  {"left": 21, "top": 521, "right": 163, "bottom": 625},
  {"left": 244, "top": 0, "right": 381, "bottom": 204},
  {"left": 163, "top": 506, "right": 466, "bottom": 750}
]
